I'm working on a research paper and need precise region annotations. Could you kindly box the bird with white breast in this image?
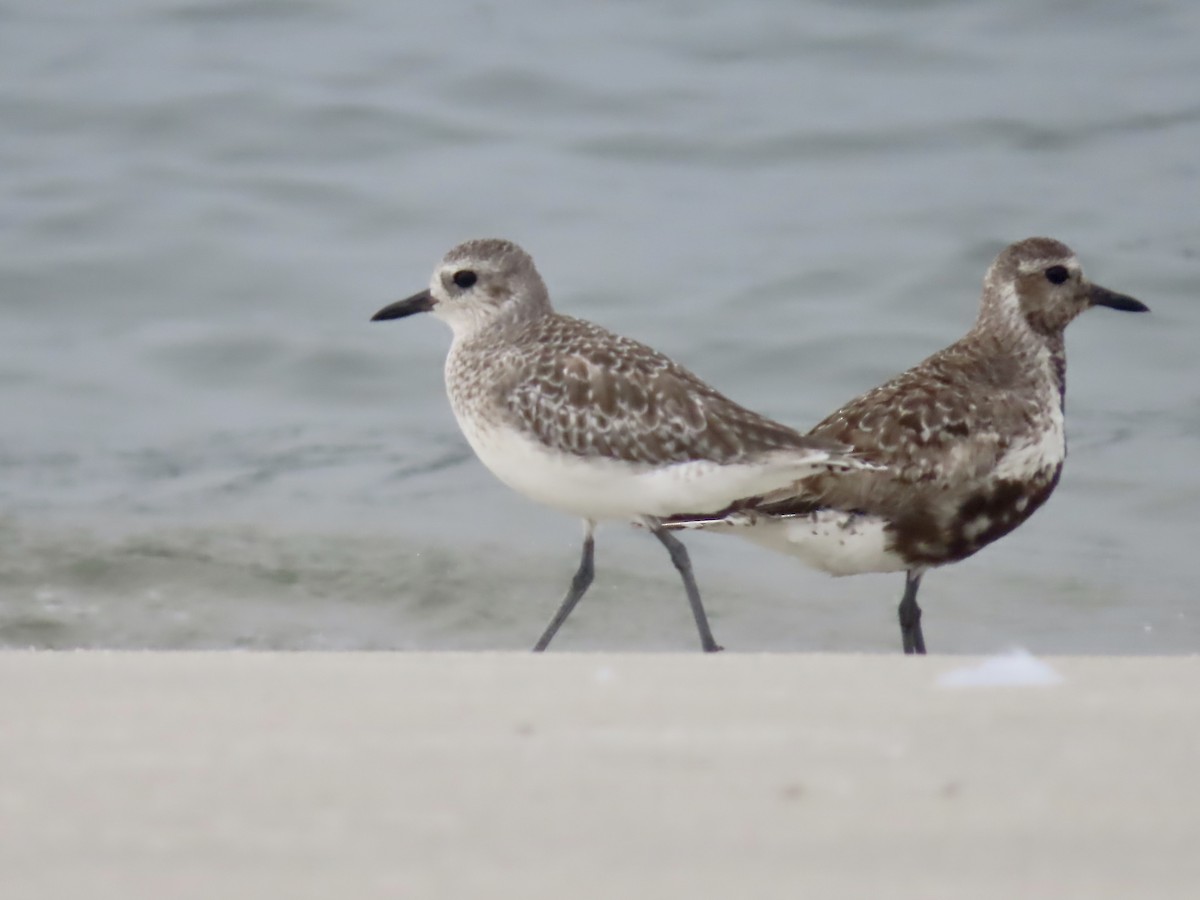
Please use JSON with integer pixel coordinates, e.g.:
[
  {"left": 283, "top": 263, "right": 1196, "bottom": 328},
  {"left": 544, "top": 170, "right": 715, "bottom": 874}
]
[{"left": 372, "top": 238, "right": 875, "bottom": 652}]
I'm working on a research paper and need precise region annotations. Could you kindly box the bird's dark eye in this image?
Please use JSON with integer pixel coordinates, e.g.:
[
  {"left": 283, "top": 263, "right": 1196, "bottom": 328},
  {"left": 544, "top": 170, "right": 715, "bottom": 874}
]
[
  {"left": 452, "top": 270, "right": 477, "bottom": 289},
  {"left": 1045, "top": 265, "right": 1070, "bottom": 285}
]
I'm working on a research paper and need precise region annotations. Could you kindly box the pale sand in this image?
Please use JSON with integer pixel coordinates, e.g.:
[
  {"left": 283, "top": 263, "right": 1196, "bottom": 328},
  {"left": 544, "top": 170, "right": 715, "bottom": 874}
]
[{"left": 1, "top": 652, "right": 1197, "bottom": 899}]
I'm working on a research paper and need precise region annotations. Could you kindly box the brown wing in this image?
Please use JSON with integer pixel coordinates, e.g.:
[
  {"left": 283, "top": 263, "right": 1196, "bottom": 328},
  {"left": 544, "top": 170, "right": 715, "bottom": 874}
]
[
  {"left": 812, "top": 360, "right": 1001, "bottom": 483},
  {"left": 497, "top": 316, "right": 847, "bottom": 466},
  {"left": 760, "top": 340, "right": 1037, "bottom": 517}
]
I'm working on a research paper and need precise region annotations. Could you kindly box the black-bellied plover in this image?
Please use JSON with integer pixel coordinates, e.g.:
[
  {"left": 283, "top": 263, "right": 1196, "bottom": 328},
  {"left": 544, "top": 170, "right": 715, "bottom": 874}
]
[
  {"left": 665, "top": 237, "right": 1148, "bottom": 654},
  {"left": 371, "top": 238, "right": 874, "bottom": 652}
]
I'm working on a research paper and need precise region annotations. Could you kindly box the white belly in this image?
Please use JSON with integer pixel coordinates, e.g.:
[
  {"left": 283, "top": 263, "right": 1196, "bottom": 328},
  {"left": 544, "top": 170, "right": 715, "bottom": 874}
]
[
  {"left": 457, "top": 415, "right": 833, "bottom": 522},
  {"left": 698, "top": 510, "right": 909, "bottom": 576}
]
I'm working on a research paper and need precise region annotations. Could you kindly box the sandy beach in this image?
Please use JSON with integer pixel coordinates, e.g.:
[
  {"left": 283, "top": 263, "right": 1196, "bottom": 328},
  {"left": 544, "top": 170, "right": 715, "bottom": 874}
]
[{"left": 1, "top": 651, "right": 1197, "bottom": 898}]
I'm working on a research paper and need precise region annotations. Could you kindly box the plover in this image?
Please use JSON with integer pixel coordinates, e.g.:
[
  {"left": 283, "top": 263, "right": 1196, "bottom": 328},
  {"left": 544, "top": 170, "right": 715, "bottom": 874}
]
[
  {"left": 371, "top": 238, "right": 874, "bottom": 652},
  {"left": 664, "top": 237, "right": 1148, "bottom": 654}
]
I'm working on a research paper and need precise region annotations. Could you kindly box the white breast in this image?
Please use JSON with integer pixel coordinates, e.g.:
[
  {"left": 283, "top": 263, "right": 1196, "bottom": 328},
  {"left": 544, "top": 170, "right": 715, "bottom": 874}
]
[{"left": 993, "top": 404, "right": 1065, "bottom": 482}]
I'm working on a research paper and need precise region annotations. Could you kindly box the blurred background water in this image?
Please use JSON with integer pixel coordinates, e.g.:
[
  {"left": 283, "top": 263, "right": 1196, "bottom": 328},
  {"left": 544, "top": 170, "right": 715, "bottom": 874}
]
[{"left": 1, "top": 0, "right": 1197, "bottom": 652}]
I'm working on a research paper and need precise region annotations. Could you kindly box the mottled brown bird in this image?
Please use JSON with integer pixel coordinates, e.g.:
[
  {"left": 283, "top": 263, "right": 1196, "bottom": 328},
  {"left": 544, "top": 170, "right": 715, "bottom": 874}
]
[{"left": 665, "top": 237, "right": 1148, "bottom": 654}]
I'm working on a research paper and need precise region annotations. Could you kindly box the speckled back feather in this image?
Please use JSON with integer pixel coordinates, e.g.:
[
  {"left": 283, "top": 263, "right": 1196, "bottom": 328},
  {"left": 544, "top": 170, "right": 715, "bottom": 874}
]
[{"left": 449, "top": 313, "right": 852, "bottom": 467}]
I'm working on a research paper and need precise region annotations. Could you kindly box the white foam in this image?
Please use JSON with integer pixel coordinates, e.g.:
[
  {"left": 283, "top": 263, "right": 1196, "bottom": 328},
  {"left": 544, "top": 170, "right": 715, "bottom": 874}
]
[{"left": 936, "top": 649, "right": 1063, "bottom": 688}]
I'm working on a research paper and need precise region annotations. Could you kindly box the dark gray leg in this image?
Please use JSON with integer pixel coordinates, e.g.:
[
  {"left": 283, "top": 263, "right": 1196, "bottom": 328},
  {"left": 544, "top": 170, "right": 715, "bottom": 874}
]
[
  {"left": 645, "top": 518, "right": 723, "bottom": 653},
  {"left": 533, "top": 522, "right": 595, "bottom": 652},
  {"left": 898, "top": 569, "right": 926, "bottom": 655}
]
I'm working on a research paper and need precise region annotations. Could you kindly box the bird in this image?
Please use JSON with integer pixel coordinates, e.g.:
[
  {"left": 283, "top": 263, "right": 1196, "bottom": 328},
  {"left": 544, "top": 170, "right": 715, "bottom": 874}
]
[
  {"left": 663, "top": 237, "right": 1148, "bottom": 654},
  {"left": 370, "top": 238, "right": 875, "bottom": 652}
]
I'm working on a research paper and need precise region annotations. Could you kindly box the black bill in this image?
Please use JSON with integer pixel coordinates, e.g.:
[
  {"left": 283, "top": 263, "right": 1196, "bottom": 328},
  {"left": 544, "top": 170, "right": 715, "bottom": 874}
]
[
  {"left": 1090, "top": 283, "right": 1149, "bottom": 313},
  {"left": 371, "top": 289, "right": 435, "bottom": 321}
]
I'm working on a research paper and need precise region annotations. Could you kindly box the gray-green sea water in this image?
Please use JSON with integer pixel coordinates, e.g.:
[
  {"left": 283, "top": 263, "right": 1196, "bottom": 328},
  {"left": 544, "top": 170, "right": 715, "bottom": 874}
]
[{"left": 2, "top": 0, "right": 1197, "bottom": 652}]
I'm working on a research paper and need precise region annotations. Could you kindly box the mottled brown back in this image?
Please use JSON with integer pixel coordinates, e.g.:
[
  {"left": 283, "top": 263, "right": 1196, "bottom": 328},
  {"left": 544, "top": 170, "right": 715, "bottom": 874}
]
[
  {"left": 755, "top": 324, "right": 1067, "bottom": 564},
  {"left": 449, "top": 313, "right": 849, "bottom": 467}
]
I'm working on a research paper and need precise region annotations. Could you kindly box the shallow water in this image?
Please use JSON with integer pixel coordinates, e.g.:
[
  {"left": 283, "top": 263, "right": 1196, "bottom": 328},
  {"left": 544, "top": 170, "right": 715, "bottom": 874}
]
[{"left": 2, "top": 0, "right": 1198, "bottom": 652}]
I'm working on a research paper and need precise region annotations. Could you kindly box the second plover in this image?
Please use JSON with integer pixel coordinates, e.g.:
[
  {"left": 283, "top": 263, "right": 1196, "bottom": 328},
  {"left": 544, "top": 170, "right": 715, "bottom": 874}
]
[
  {"left": 371, "top": 238, "right": 874, "bottom": 652},
  {"left": 665, "top": 237, "right": 1148, "bottom": 653}
]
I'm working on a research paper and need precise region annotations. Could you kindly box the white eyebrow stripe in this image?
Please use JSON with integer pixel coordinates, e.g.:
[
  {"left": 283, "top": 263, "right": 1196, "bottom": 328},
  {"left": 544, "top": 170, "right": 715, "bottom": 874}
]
[{"left": 1016, "top": 255, "right": 1079, "bottom": 275}]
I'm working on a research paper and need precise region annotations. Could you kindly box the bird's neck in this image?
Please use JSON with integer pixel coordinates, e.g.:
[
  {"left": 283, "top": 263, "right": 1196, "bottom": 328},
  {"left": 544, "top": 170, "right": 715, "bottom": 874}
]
[
  {"left": 965, "top": 311, "right": 1067, "bottom": 406},
  {"left": 449, "top": 301, "right": 550, "bottom": 349}
]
